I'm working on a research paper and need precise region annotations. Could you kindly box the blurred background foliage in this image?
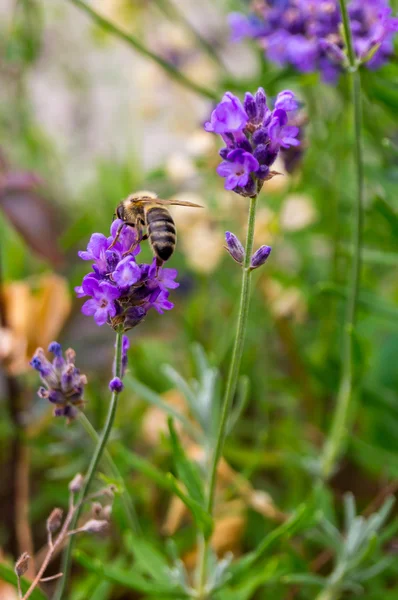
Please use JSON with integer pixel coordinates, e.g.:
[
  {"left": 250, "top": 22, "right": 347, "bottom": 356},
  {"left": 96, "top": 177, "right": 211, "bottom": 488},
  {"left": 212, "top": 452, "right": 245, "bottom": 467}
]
[{"left": 0, "top": 0, "right": 398, "bottom": 598}]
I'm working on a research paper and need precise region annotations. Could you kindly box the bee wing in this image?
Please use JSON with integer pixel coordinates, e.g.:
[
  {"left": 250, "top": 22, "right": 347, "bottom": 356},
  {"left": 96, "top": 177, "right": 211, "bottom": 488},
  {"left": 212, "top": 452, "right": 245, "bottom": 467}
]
[
  {"left": 159, "top": 198, "right": 204, "bottom": 208},
  {"left": 136, "top": 198, "right": 203, "bottom": 208}
]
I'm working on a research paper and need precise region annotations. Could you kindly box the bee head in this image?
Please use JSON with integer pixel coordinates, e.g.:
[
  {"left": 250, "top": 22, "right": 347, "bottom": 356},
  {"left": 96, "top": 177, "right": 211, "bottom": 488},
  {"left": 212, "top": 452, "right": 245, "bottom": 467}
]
[{"left": 116, "top": 203, "right": 126, "bottom": 220}]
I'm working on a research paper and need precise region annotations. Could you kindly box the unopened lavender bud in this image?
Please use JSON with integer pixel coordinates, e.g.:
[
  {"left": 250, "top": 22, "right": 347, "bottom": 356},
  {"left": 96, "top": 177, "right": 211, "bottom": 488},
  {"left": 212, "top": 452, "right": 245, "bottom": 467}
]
[
  {"left": 65, "top": 348, "right": 76, "bottom": 364},
  {"left": 102, "top": 505, "right": 112, "bottom": 520},
  {"left": 225, "top": 231, "right": 245, "bottom": 264},
  {"left": 243, "top": 92, "right": 257, "bottom": 121},
  {"left": 109, "top": 377, "right": 124, "bottom": 393},
  {"left": 319, "top": 39, "right": 345, "bottom": 64},
  {"left": 250, "top": 245, "right": 272, "bottom": 269},
  {"left": 47, "top": 508, "right": 63, "bottom": 533},
  {"left": 15, "top": 552, "right": 30, "bottom": 577},
  {"left": 103, "top": 484, "right": 117, "bottom": 499},
  {"left": 69, "top": 473, "right": 84, "bottom": 493},
  {"left": 91, "top": 502, "right": 103, "bottom": 518},
  {"left": 80, "top": 519, "right": 109, "bottom": 534},
  {"left": 255, "top": 87, "right": 267, "bottom": 122}
]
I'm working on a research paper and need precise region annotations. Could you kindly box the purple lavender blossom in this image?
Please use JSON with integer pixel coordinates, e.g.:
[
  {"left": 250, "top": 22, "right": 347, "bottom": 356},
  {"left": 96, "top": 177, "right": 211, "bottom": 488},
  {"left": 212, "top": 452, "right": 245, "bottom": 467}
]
[
  {"left": 204, "top": 92, "right": 248, "bottom": 134},
  {"left": 112, "top": 255, "right": 141, "bottom": 289},
  {"left": 30, "top": 342, "right": 87, "bottom": 421},
  {"left": 205, "top": 87, "right": 300, "bottom": 196},
  {"left": 77, "top": 219, "right": 178, "bottom": 331},
  {"left": 229, "top": 1, "right": 398, "bottom": 83},
  {"left": 217, "top": 149, "right": 259, "bottom": 191},
  {"left": 81, "top": 280, "right": 121, "bottom": 326}
]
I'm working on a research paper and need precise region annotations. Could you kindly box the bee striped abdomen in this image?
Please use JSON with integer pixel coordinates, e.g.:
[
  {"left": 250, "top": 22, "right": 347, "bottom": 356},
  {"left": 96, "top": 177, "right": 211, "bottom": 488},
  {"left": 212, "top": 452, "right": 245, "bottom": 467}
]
[{"left": 147, "top": 206, "right": 176, "bottom": 262}]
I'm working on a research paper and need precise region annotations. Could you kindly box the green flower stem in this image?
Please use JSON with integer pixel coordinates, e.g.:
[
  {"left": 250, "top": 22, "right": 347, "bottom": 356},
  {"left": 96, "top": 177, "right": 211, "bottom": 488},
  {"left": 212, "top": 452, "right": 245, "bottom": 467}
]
[
  {"left": 321, "top": 0, "right": 364, "bottom": 479},
  {"left": 315, "top": 584, "right": 342, "bottom": 600},
  {"left": 67, "top": 0, "right": 218, "bottom": 101},
  {"left": 153, "top": 0, "right": 228, "bottom": 72},
  {"left": 78, "top": 412, "right": 138, "bottom": 533},
  {"left": 54, "top": 330, "right": 125, "bottom": 600},
  {"left": 197, "top": 194, "right": 258, "bottom": 597}
]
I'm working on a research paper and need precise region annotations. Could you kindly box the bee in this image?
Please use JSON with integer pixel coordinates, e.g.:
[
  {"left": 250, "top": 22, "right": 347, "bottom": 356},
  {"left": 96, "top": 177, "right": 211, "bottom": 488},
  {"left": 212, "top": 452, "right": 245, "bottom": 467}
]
[{"left": 110, "top": 191, "right": 202, "bottom": 265}]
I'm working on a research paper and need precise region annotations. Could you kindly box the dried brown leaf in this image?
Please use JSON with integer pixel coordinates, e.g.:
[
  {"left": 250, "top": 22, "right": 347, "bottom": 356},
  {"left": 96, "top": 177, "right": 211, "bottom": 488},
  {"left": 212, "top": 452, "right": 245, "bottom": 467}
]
[{"left": 0, "top": 190, "right": 64, "bottom": 266}]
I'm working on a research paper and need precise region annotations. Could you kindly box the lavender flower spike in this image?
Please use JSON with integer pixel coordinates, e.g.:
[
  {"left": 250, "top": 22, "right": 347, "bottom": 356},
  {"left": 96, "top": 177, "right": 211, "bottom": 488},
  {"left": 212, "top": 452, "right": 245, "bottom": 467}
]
[
  {"left": 30, "top": 342, "right": 87, "bottom": 421},
  {"left": 250, "top": 245, "right": 272, "bottom": 270},
  {"left": 205, "top": 87, "right": 300, "bottom": 196},
  {"left": 76, "top": 219, "right": 179, "bottom": 331},
  {"left": 225, "top": 231, "right": 245, "bottom": 264}
]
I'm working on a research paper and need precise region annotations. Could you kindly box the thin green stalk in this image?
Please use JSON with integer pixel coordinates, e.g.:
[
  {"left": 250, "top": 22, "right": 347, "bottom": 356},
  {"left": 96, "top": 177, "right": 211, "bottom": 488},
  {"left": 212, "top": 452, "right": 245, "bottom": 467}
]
[
  {"left": 315, "top": 584, "right": 341, "bottom": 600},
  {"left": 321, "top": 0, "right": 364, "bottom": 479},
  {"left": 67, "top": 0, "right": 217, "bottom": 101},
  {"left": 153, "top": 0, "right": 228, "bottom": 72},
  {"left": 78, "top": 412, "right": 139, "bottom": 533},
  {"left": 197, "top": 194, "right": 258, "bottom": 597},
  {"left": 54, "top": 330, "right": 125, "bottom": 600}
]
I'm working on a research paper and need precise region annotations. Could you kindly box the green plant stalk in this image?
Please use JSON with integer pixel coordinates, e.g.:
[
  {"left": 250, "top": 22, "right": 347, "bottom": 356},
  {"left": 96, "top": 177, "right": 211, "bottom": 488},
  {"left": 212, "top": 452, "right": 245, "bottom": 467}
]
[
  {"left": 54, "top": 330, "right": 124, "bottom": 600},
  {"left": 321, "top": 0, "right": 364, "bottom": 478},
  {"left": 315, "top": 583, "right": 342, "bottom": 600},
  {"left": 196, "top": 194, "right": 258, "bottom": 598},
  {"left": 153, "top": 0, "right": 227, "bottom": 71},
  {"left": 67, "top": 0, "right": 217, "bottom": 100},
  {"left": 78, "top": 412, "right": 138, "bottom": 533}
]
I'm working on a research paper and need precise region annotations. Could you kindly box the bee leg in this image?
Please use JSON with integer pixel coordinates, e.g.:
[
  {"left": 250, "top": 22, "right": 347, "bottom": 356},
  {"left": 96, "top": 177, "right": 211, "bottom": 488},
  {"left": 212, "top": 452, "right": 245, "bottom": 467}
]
[
  {"left": 122, "top": 234, "right": 148, "bottom": 257},
  {"left": 155, "top": 257, "right": 164, "bottom": 274},
  {"left": 108, "top": 222, "right": 125, "bottom": 249}
]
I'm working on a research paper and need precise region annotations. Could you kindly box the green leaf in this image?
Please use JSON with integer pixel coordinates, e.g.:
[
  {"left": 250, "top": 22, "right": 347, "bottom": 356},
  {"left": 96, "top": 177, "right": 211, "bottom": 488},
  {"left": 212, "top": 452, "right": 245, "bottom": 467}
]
[
  {"left": 74, "top": 550, "right": 188, "bottom": 596},
  {"left": 124, "top": 532, "right": 171, "bottom": 583},
  {"left": 168, "top": 417, "right": 205, "bottom": 505},
  {"left": 281, "top": 573, "right": 325, "bottom": 587},
  {"left": 227, "top": 375, "right": 250, "bottom": 434},
  {"left": 229, "top": 503, "right": 317, "bottom": 582},
  {"left": 215, "top": 557, "right": 282, "bottom": 600},
  {"left": 162, "top": 364, "right": 201, "bottom": 424},
  {"left": 0, "top": 563, "right": 47, "bottom": 600},
  {"left": 114, "top": 444, "right": 212, "bottom": 535}
]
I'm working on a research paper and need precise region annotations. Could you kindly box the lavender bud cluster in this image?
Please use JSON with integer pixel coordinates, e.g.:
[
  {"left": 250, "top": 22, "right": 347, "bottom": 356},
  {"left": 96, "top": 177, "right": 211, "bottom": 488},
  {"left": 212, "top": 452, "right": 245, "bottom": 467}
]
[
  {"left": 75, "top": 220, "right": 179, "bottom": 331},
  {"left": 229, "top": 1, "right": 398, "bottom": 84},
  {"left": 30, "top": 342, "right": 87, "bottom": 421},
  {"left": 205, "top": 88, "right": 300, "bottom": 196},
  {"left": 225, "top": 232, "right": 272, "bottom": 269}
]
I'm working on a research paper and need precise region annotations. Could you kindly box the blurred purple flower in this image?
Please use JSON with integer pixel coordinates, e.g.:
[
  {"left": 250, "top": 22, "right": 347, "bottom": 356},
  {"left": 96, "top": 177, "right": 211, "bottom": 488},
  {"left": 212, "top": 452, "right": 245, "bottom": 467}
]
[{"left": 229, "top": 0, "right": 398, "bottom": 83}]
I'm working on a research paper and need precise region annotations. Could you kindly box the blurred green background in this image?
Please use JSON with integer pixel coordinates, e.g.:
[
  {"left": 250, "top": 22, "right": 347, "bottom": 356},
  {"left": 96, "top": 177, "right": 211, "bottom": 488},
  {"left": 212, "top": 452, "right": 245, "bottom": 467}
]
[{"left": 0, "top": 0, "right": 398, "bottom": 598}]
